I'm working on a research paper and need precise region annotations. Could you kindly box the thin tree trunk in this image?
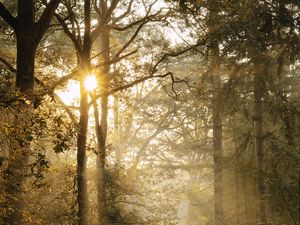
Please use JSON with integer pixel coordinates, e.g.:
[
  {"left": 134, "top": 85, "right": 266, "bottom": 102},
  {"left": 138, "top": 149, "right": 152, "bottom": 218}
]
[
  {"left": 93, "top": 97, "right": 106, "bottom": 225},
  {"left": 253, "top": 59, "right": 267, "bottom": 225},
  {"left": 96, "top": 29, "right": 110, "bottom": 225},
  {"left": 207, "top": 1, "right": 224, "bottom": 224},
  {"left": 77, "top": 0, "right": 91, "bottom": 224},
  {"left": 235, "top": 142, "right": 241, "bottom": 225},
  {"left": 298, "top": 169, "right": 300, "bottom": 225},
  {"left": 211, "top": 52, "right": 224, "bottom": 225},
  {"left": 242, "top": 168, "right": 249, "bottom": 225},
  {"left": 76, "top": 82, "right": 89, "bottom": 225}
]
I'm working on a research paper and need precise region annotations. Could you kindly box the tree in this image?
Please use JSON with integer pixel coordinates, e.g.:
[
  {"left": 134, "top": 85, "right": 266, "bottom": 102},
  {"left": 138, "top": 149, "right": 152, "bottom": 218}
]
[
  {"left": 206, "top": 1, "right": 224, "bottom": 224},
  {"left": 0, "top": 0, "right": 61, "bottom": 223}
]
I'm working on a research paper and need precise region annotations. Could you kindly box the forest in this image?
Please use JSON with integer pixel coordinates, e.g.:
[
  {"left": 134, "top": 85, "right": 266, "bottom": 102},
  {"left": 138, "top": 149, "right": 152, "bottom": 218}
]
[{"left": 0, "top": 0, "right": 299, "bottom": 225}]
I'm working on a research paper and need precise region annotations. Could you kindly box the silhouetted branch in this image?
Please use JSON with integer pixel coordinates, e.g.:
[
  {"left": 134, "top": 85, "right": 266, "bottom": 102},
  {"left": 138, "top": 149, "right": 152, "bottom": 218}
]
[
  {"left": 105, "top": 0, "right": 120, "bottom": 22},
  {"left": 55, "top": 14, "right": 83, "bottom": 52},
  {"left": 111, "top": 20, "right": 148, "bottom": 60},
  {"left": 49, "top": 70, "right": 79, "bottom": 91},
  {"left": 111, "top": 0, "right": 134, "bottom": 23},
  {"left": 35, "top": 0, "right": 61, "bottom": 42},
  {"left": 151, "top": 34, "right": 211, "bottom": 75},
  {"left": 0, "top": 2, "right": 16, "bottom": 30},
  {"left": 0, "top": 56, "right": 16, "bottom": 73}
]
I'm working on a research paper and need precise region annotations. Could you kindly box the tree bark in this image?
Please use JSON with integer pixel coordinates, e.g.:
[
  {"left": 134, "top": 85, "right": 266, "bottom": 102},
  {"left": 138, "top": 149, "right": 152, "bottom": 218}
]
[
  {"left": 253, "top": 59, "right": 267, "bottom": 225},
  {"left": 16, "top": 0, "right": 35, "bottom": 93}
]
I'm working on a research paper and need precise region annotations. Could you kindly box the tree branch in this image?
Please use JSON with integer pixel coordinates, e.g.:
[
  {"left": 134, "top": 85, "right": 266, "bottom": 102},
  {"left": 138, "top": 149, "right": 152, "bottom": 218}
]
[
  {"left": 0, "top": 56, "right": 16, "bottom": 73},
  {"left": 0, "top": 2, "right": 16, "bottom": 30},
  {"left": 35, "top": 0, "right": 61, "bottom": 42},
  {"left": 64, "top": 0, "right": 82, "bottom": 43},
  {"left": 1, "top": 57, "right": 78, "bottom": 124},
  {"left": 55, "top": 14, "right": 82, "bottom": 52},
  {"left": 49, "top": 70, "right": 79, "bottom": 92},
  {"left": 109, "top": 16, "right": 150, "bottom": 31},
  {"left": 52, "top": 92, "right": 78, "bottom": 125},
  {"left": 90, "top": 72, "right": 173, "bottom": 105},
  {"left": 104, "top": 0, "right": 120, "bottom": 22},
  {"left": 151, "top": 34, "right": 211, "bottom": 75},
  {"left": 90, "top": 22, "right": 106, "bottom": 43},
  {"left": 111, "top": 0, "right": 134, "bottom": 23},
  {"left": 111, "top": 19, "right": 148, "bottom": 60},
  {"left": 94, "top": 49, "right": 137, "bottom": 69}
]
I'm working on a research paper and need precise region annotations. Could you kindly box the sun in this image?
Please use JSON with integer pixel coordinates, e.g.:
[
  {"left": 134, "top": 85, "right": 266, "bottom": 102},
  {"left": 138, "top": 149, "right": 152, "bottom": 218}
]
[{"left": 84, "top": 75, "right": 97, "bottom": 91}]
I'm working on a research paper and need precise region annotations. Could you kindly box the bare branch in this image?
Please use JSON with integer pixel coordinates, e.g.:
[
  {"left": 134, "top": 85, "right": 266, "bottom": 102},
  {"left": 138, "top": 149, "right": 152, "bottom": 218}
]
[
  {"left": 52, "top": 92, "right": 78, "bottom": 125},
  {"left": 64, "top": 0, "right": 82, "bottom": 42},
  {"left": 167, "top": 21, "right": 205, "bottom": 55},
  {"left": 151, "top": 34, "right": 211, "bottom": 75},
  {"left": 0, "top": 56, "right": 16, "bottom": 73},
  {"left": 105, "top": 0, "right": 120, "bottom": 22},
  {"left": 0, "top": 2, "right": 16, "bottom": 30},
  {"left": 94, "top": 0, "right": 101, "bottom": 18},
  {"left": 91, "top": 44, "right": 117, "bottom": 60},
  {"left": 111, "top": 19, "right": 148, "bottom": 60},
  {"left": 88, "top": 32, "right": 210, "bottom": 106},
  {"left": 111, "top": 0, "right": 134, "bottom": 23},
  {"left": 55, "top": 14, "right": 82, "bottom": 52},
  {"left": 110, "top": 6, "right": 163, "bottom": 59},
  {"left": 33, "top": 77, "right": 78, "bottom": 124},
  {"left": 35, "top": 0, "right": 61, "bottom": 42},
  {"left": 49, "top": 70, "right": 79, "bottom": 92},
  {"left": 94, "top": 49, "right": 137, "bottom": 69},
  {"left": 91, "top": 72, "right": 173, "bottom": 104},
  {"left": 110, "top": 16, "right": 149, "bottom": 31},
  {"left": 130, "top": 108, "right": 174, "bottom": 170},
  {"left": 90, "top": 21, "right": 105, "bottom": 43}
]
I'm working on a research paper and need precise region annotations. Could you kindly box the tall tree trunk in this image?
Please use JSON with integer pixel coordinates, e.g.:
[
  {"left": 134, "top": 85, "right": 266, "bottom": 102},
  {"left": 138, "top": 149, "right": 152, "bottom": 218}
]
[
  {"left": 2, "top": 1, "right": 55, "bottom": 224},
  {"left": 253, "top": 59, "right": 267, "bottom": 225},
  {"left": 242, "top": 168, "right": 249, "bottom": 225},
  {"left": 4, "top": 18, "right": 37, "bottom": 225},
  {"left": 16, "top": 41, "right": 36, "bottom": 93},
  {"left": 76, "top": 0, "right": 91, "bottom": 224},
  {"left": 207, "top": 1, "right": 224, "bottom": 224},
  {"left": 96, "top": 29, "right": 110, "bottom": 225},
  {"left": 211, "top": 49, "right": 224, "bottom": 225},
  {"left": 298, "top": 169, "right": 300, "bottom": 225},
  {"left": 234, "top": 142, "right": 241, "bottom": 225},
  {"left": 0, "top": 0, "right": 59, "bottom": 223},
  {"left": 76, "top": 81, "right": 89, "bottom": 225},
  {"left": 4, "top": 108, "right": 32, "bottom": 225}
]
